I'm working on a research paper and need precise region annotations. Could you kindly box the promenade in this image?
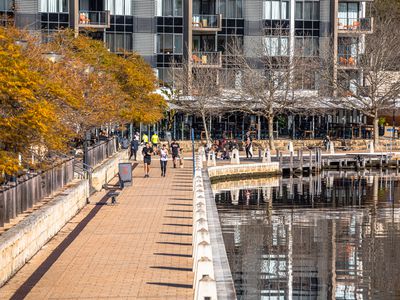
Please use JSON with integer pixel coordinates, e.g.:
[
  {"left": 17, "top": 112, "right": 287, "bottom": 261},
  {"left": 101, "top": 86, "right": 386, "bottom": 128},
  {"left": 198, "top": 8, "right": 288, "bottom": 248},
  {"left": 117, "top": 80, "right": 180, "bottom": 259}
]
[{"left": 0, "top": 160, "right": 194, "bottom": 299}]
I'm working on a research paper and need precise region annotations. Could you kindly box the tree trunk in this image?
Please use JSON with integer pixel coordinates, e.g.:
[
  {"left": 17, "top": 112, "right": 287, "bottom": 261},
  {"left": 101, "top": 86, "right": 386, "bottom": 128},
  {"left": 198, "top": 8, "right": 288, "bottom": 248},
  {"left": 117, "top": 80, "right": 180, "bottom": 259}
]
[
  {"left": 373, "top": 114, "right": 379, "bottom": 148},
  {"left": 201, "top": 112, "right": 211, "bottom": 146},
  {"left": 268, "top": 116, "right": 275, "bottom": 150}
]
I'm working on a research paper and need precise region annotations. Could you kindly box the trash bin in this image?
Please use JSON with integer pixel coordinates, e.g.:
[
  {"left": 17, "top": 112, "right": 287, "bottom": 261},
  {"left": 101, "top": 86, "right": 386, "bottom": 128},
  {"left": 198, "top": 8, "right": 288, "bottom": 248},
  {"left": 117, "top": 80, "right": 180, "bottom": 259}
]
[{"left": 118, "top": 163, "right": 132, "bottom": 188}]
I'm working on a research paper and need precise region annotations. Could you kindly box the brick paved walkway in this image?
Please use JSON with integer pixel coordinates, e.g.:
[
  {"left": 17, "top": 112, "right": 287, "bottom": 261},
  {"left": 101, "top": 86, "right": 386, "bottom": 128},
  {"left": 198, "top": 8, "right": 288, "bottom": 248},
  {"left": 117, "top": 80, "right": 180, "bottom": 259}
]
[{"left": 0, "top": 160, "right": 194, "bottom": 299}]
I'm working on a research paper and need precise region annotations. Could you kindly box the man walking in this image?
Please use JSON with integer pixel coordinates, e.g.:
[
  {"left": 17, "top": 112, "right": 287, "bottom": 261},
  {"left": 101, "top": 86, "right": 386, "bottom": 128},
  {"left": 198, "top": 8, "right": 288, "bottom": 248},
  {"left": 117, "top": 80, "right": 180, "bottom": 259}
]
[
  {"left": 170, "top": 139, "right": 180, "bottom": 168},
  {"left": 142, "top": 133, "right": 149, "bottom": 144},
  {"left": 129, "top": 132, "right": 139, "bottom": 160},
  {"left": 151, "top": 132, "right": 159, "bottom": 154},
  {"left": 142, "top": 142, "right": 153, "bottom": 177},
  {"left": 245, "top": 131, "right": 253, "bottom": 158}
]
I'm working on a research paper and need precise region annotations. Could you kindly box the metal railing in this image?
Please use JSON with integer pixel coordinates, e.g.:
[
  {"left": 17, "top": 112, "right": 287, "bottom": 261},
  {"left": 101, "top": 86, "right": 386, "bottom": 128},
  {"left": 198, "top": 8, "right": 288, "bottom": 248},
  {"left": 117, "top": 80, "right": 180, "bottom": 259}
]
[
  {"left": 192, "top": 14, "right": 222, "bottom": 30},
  {"left": 337, "top": 17, "right": 373, "bottom": 32},
  {"left": 192, "top": 51, "right": 222, "bottom": 67},
  {"left": 0, "top": 159, "right": 74, "bottom": 227},
  {"left": 85, "top": 137, "right": 117, "bottom": 168},
  {"left": 78, "top": 10, "right": 110, "bottom": 28}
]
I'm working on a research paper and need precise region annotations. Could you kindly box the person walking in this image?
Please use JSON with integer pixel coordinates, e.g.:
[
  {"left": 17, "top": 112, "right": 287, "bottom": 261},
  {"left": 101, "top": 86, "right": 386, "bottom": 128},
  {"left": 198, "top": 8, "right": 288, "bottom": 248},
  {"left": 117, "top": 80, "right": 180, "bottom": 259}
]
[
  {"left": 142, "top": 142, "right": 153, "bottom": 177},
  {"left": 159, "top": 144, "right": 168, "bottom": 177},
  {"left": 142, "top": 133, "right": 149, "bottom": 144},
  {"left": 170, "top": 139, "right": 181, "bottom": 168},
  {"left": 151, "top": 132, "right": 159, "bottom": 155},
  {"left": 245, "top": 132, "right": 253, "bottom": 158},
  {"left": 129, "top": 132, "right": 139, "bottom": 160}
]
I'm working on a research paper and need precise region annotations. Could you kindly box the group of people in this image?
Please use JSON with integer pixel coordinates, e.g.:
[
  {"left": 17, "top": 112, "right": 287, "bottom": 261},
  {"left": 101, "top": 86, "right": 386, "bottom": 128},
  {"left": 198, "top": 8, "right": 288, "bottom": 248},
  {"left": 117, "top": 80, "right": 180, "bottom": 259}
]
[{"left": 129, "top": 132, "right": 182, "bottom": 178}]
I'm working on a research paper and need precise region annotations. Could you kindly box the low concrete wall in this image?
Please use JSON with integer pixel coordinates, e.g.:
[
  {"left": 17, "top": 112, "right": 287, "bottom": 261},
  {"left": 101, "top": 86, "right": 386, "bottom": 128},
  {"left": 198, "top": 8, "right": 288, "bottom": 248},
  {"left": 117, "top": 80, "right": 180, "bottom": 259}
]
[
  {"left": 0, "top": 179, "right": 89, "bottom": 287},
  {"left": 208, "top": 162, "right": 280, "bottom": 180},
  {"left": 91, "top": 149, "right": 129, "bottom": 192}
]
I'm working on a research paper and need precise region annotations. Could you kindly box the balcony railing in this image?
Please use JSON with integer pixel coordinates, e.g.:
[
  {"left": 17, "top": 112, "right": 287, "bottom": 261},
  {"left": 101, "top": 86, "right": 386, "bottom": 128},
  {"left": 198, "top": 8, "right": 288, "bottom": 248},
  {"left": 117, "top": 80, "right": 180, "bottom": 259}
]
[
  {"left": 337, "top": 17, "right": 373, "bottom": 33},
  {"left": 192, "top": 14, "right": 222, "bottom": 31},
  {"left": 78, "top": 11, "right": 110, "bottom": 28},
  {"left": 192, "top": 51, "right": 222, "bottom": 68}
]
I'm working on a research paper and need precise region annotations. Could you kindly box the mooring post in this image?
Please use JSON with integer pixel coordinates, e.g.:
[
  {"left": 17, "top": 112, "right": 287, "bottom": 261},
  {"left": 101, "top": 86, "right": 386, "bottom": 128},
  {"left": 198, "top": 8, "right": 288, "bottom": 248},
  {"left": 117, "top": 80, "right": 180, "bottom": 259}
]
[{"left": 290, "top": 151, "right": 293, "bottom": 174}]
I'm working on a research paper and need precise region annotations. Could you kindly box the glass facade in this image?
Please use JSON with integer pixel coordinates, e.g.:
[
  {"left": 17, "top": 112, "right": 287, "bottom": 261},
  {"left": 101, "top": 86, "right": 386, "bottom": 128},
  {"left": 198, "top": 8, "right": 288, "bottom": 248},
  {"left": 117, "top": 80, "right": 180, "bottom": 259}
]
[
  {"left": 156, "top": 0, "right": 183, "bottom": 16},
  {"left": 40, "top": 0, "right": 68, "bottom": 13},
  {"left": 263, "top": 1, "right": 289, "bottom": 20},
  {"left": 219, "top": 0, "right": 242, "bottom": 19},
  {"left": 105, "top": 0, "right": 132, "bottom": 16},
  {"left": 106, "top": 15, "right": 134, "bottom": 52}
]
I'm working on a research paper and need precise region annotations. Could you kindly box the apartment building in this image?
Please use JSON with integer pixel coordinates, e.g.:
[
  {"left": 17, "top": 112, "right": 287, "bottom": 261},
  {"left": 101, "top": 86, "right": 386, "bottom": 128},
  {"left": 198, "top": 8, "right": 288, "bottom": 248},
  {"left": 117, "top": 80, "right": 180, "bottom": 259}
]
[{"left": 1, "top": 0, "right": 373, "bottom": 139}]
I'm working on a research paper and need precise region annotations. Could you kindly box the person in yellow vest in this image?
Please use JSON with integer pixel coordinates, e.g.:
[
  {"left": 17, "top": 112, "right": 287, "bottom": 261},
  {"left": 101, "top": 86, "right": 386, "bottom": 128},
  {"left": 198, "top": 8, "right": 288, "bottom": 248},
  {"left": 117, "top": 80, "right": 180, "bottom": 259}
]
[
  {"left": 142, "top": 133, "right": 149, "bottom": 143},
  {"left": 151, "top": 132, "right": 159, "bottom": 155}
]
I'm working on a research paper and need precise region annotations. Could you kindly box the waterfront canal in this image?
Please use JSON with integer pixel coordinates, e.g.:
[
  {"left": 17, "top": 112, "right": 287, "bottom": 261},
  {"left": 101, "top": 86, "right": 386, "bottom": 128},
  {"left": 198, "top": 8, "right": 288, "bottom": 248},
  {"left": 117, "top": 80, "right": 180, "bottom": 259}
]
[{"left": 214, "top": 171, "right": 400, "bottom": 299}]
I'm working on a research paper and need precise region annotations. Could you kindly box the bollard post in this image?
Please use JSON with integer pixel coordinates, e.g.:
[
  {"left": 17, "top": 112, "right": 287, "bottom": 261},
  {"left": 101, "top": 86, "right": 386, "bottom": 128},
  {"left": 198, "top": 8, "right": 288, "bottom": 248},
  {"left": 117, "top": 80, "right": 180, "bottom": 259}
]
[
  {"left": 193, "top": 257, "right": 215, "bottom": 291},
  {"left": 195, "top": 275, "right": 218, "bottom": 300}
]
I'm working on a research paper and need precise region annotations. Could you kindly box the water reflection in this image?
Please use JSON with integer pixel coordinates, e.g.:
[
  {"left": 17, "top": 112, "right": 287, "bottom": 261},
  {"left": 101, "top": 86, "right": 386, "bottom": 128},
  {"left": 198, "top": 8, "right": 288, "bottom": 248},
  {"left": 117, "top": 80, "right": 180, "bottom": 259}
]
[{"left": 215, "top": 171, "right": 400, "bottom": 299}]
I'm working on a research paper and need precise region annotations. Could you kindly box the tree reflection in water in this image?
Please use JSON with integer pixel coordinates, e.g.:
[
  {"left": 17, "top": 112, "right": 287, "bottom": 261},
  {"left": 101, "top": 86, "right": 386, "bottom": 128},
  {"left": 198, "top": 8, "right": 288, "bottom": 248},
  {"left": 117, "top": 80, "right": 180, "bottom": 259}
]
[{"left": 215, "top": 171, "right": 400, "bottom": 299}]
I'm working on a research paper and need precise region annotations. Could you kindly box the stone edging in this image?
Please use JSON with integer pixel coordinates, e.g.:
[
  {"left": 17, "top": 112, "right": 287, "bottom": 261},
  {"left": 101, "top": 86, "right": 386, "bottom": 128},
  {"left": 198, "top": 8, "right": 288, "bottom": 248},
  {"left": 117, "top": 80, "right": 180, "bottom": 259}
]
[{"left": 192, "top": 153, "right": 237, "bottom": 300}]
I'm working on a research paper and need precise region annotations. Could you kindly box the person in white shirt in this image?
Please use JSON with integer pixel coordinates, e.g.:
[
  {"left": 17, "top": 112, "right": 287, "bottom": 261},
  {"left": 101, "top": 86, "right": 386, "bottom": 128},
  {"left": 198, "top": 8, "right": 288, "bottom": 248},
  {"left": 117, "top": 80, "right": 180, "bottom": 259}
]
[{"left": 159, "top": 144, "right": 169, "bottom": 177}]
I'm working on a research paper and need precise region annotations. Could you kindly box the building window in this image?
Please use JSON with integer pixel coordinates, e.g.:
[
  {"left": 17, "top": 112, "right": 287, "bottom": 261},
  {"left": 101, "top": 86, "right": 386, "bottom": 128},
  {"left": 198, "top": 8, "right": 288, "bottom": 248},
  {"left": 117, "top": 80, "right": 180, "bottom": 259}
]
[
  {"left": 0, "top": 0, "right": 13, "bottom": 11},
  {"left": 105, "top": 0, "right": 132, "bottom": 15},
  {"left": 338, "top": 2, "right": 359, "bottom": 28},
  {"left": 263, "top": 1, "right": 289, "bottom": 20},
  {"left": 157, "top": 33, "right": 183, "bottom": 54},
  {"left": 156, "top": 0, "right": 183, "bottom": 16},
  {"left": 40, "top": 0, "right": 68, "bottom": 13},
  {"left": 219, "top": 0, "right": 242, "bottom": 18},
  {"left": 295, "top": 1, "right": 319, "bottom": 20},
  {"left": 295, "top": 36, "right": 318, "bottom": 56},
  {"left": 264, "top": 36, "right": 289, "bottom": 56},
  {"left": 106, "top": 32, "right": 133, "bottom": 52}
]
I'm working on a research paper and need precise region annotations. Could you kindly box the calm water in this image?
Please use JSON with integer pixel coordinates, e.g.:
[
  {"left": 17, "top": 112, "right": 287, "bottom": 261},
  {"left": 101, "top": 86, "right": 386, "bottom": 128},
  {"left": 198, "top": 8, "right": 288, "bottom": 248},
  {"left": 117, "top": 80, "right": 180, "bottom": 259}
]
[{"left": 214, "top": 171, "right": 400, "bottom": 300}]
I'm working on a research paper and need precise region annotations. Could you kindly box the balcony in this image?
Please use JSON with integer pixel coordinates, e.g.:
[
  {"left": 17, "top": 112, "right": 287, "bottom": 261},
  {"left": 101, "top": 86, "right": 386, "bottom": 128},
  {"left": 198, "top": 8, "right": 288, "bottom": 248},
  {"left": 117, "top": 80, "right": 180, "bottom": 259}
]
[
  {"left": 337, "top": 17, "right": 373, "bottom": 34},
  {"left": 338, "top": 54, "right": 358, "bottom": 69},
  {"left": 192, "top": 51, "right": 222, "bottom": 68},
  {"left": 192, "top": 14, "right": 222, "bottom": 32},
  {"left": 78, "top": 11, "right": 110, "bottom": 29}
]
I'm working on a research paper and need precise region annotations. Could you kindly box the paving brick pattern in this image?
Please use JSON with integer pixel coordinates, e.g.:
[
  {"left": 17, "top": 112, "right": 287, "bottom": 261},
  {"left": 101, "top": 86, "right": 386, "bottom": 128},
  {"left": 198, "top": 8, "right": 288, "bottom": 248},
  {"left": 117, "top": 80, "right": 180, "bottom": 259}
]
[{"left": 0, "top": 160, "right": 194, "bottom": 299}]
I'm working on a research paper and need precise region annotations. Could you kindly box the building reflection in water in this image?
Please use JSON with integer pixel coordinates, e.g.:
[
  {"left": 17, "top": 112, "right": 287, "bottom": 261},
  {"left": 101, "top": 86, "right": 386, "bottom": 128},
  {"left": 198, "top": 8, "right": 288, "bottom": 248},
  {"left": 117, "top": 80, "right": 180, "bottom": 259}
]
[{"left": 215, "top": 171, "right": 400, "bottom": 299}]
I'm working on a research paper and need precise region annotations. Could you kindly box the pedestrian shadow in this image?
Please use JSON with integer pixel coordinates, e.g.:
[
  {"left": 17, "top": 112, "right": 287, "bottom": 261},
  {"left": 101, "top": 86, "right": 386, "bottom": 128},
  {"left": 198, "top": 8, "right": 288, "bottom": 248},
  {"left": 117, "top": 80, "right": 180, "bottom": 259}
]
[
  {"left": 168, "top": 203, "right": 192, "bottom": 207},
  {"left": 154, "top": 252, "right": 192, "bottom": 258},
  {"left": 157, "top": 241, "right": 192, "bottom": 246},
  {"left": 150, "top": 266, "right": 192, "bottom": 272},
  {"left": 164, "top": 215, "right": 192, "bottom": 219},
  {"left": 169, "top": 198, "right": 192, "bottom": 201},
  {"left": 163, "top": 223, "right": 192, "bottom": 227},
  {"left": 166, "top": 209, "right": 192, "bottom": 212},
  {"left": 146, "top": 282, "right": 192, "bottom": 289},
  {"left": 160, "top": 231, "right": 191, "bottom": 236}
]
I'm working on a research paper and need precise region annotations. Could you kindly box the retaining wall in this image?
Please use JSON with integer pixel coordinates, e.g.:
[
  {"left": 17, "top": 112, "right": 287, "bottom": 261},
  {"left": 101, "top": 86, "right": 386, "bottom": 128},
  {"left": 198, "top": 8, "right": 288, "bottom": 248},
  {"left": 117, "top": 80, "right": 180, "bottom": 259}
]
[
  {"left": 0, "top": 179, "right": 89, "bottom": 287},
  {"left": 0, "top": 149, "right": 128, "bottom": 287}
]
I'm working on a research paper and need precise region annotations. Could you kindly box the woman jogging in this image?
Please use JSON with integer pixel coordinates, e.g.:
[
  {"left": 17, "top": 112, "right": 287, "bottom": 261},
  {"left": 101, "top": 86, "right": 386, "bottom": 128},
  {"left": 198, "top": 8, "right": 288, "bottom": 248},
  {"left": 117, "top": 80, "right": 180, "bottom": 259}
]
[{"left": 159, "top": 144, "right": 168, "bottom": 177}]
